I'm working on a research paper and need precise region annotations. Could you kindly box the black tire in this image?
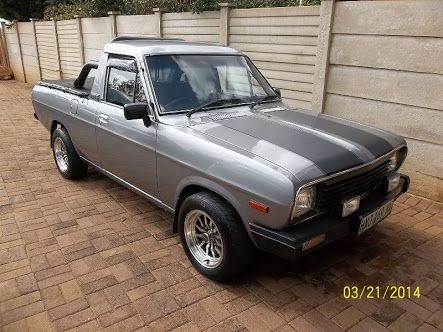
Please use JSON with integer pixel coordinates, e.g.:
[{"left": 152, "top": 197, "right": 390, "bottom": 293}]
[
  {"left": 51, "top": 127, "right": 88, "bottom": 180},
  {"left": 178, "top": 192, "right": 254, "bottom": 281}
]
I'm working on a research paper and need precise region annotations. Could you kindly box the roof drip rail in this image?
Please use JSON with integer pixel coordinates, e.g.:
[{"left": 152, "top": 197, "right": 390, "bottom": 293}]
[{"left": 111, "top": 35, "right": 184, "bottom": 42}]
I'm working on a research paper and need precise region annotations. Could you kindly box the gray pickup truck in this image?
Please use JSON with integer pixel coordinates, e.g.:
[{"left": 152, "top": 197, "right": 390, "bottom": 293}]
[{"left": 32, "top": 37, "right": 409, "bottom": 280}]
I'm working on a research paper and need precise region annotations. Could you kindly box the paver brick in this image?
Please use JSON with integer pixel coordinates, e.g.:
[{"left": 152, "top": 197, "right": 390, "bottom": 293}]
[
  {"left": 1, "top": 300, "right": 45, "bottom": 326},
  {"left": 34, "top": 264, "right": 71, "bottom": 282},
  {"left": 332, "top": 306, "right": 365, "bottom": 329},
  {"left": 237, "top": 308, "right": 272, "bottom": 331},
  {"left": 317, "top": 298, "right": 350, "bottom": 319},
  {"left": 184, "top": 302, "right": 217, "bottom": 330},
  {"left": 59, "top": 280, "right": 83, "bottom": 302},
  {"left": 105, "top": 314, "right": 144, "bottom": 332},
  {"left": 81, "top": 275, "right": 119, "bottom": 295},
  {"left": 388, "top": 312, "right": 424, "bottom": 332},
  {"left": 0, "top": 81, "right": 442, "bottom": 331},
  {"left": 41, "top": 286, "right": 65, "bottom": 309},
  {"left": 52, "top": 308, "right": 95, "bottom": 331},
  {"left": 97, "top": 303, "right": 137, "bottom": 328},
  {"left": 0, "top": 290, "right": 41, "bottom": 313},
  {"left": 16, "top": 273, "right": 39, "bottom": 295},
  {"left": 37, "top": 272, "right": 74, "bottom": 290},
  {"left": 133, "top": 289, "right": 180, "bottom": 323},
  {"left": 48, "top": 297, "right": 89, "bottom": 321},
  {"left": 289, "top": 315, "right": 321, "bottom": 332}
]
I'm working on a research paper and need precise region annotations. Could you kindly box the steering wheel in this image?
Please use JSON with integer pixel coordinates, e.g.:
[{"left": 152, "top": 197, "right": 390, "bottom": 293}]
[{"left": 164, "top": 97, "right": 195, "bottom": 110}]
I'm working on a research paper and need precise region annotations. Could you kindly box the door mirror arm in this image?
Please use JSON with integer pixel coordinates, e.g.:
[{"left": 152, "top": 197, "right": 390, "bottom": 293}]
[{"left": 142, "top": 116, "right": 151, "bottom": 127}]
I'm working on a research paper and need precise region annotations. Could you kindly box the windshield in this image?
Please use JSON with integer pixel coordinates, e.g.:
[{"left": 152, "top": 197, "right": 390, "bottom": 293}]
[{"left": 146, "top": 54, "right": 277, "bottom": 114}]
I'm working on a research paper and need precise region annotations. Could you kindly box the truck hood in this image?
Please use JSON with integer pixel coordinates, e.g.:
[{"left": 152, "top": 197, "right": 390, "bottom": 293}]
[{"left": 190, "top": 108, "right": 404, "bottom": 182}]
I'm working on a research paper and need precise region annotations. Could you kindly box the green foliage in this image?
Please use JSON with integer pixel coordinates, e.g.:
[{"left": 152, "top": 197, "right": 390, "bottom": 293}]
[
  {"left": 124, "top": 0, "right": 321, "bottom": 14},
  {"left": 43, "top": 3, "right": 86, "bottom": 20},
  {"left": 81, "top": 0, "right": 123, "bottom": 17},
  {"left": 0, "top": 0, "right": 46, "bottom": 21},
  {"left": 18, "top": 0, "right": 322, "bottom": 21}
]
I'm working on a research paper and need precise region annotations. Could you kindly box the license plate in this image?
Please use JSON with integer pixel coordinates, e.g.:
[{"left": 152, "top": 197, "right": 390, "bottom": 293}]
[{"left": 358, "top": 200, "right": 394, "bottom": 235}]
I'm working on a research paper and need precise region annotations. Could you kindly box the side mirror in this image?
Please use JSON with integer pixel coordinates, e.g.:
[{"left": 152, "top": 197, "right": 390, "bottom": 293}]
[
  {"left": 273, "top": 87, "right": 281, "bottom": 97},
  {"left": 123, "top": 102, "right": 151, "bottom": 127},
  {"left": 124, "top": 102, "right": 148, "bottom": 120}
]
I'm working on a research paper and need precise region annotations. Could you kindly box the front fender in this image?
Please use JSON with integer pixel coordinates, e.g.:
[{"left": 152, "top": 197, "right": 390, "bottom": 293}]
[
  {"left": 174, "top": 175, "right": 246, "bottom": 223},
  {"left": 157, "top": 125, "right": 297, "bottom": 232}
]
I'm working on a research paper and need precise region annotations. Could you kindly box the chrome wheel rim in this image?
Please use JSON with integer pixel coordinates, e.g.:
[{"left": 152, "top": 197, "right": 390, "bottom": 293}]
[
  {"left": 184, "top": 209, "right": 224, "bottom": 269},
  {"left": 54, "top": 137, "right": 69, "bottom": 172}
]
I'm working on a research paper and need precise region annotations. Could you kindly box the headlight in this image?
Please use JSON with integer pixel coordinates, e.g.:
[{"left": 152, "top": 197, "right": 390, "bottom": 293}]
[
  {"left": 292, "top": 186, "right": 316, "bottom": 219},
  {"left": 388, "top": 152, "right": 399, "bottom": 171}
]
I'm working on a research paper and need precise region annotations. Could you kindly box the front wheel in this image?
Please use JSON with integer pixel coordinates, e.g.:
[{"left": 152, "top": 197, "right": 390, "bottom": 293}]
[{"left": 178, "top": 192, "right": 254, "bottom": 281}]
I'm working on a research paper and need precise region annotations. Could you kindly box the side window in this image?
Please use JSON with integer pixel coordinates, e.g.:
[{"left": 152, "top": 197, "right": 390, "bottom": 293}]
[
  {"left": 84, "top": 68, "right": 96, "bottom": 91},
  {"left": 106, "top": 68, "right": 136, "bottom": 106},
  {"left": 134, "top": 75, "right": 147, "bottom": 103}
]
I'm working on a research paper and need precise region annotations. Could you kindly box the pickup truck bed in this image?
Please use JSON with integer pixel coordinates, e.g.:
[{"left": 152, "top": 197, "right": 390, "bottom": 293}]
[{"left": 36, "top": 77, "right": 94, "bottom": 98}]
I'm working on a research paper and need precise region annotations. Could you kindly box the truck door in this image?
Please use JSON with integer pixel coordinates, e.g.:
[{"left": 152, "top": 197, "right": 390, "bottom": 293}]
[
  {"left": 96, "top": 56, "right": 158, "bottom": 197},
  {"left": 67, "top": 65, "right": 100, "bottom": 165},
  {"left": 70, "top": 97, "right": 100, "bottom": 164}
]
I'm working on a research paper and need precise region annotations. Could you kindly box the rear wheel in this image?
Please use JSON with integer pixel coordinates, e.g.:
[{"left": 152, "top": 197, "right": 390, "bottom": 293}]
[
  {"left": 52, "top": 127, "right": 88, "bottom": 180},
  {"left": 178, "top": 192, "right": 254, "bottom": 281}
]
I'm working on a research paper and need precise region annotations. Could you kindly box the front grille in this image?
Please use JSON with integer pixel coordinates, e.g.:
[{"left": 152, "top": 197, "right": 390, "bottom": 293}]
[{"left": 317, "top": 159, "right": 391, "bottom": 211}]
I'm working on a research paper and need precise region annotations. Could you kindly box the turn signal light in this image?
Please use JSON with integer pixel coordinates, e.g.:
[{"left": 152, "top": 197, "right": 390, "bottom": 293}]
[
  {"left": 249, "top": 200, "right": 269, "bottom": 213},
  {"left": 387, "top": 173, "right": 401, "bottom": 192},
  {"left": 302, "top": 234, "right": 326, "bottom": 251}
]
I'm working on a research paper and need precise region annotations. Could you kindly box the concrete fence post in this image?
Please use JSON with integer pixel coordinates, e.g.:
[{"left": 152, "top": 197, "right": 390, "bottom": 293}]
[
  {"left": 108, "top": 11, "right": 120, "bottom": 39},
  {"left": 13, "top": 20, "right": 26, "bottom": 83},
  {"left": 152, "top": 8, "right": 165, "bottom": 38},
  {"left": 51, "top": 18, "right": 62, "bottom": 79},
  {"left": 30, "top": 18, "right": 42, "bottom": 80},
  {"left": 74, "top": 15, "right": 85, "bottom": 65},
  {"left": 219, "top": 3, "right": 234, "bottom": 46},
  {"left": 311, "top": 0, "right": 335, "bottom": 113}
]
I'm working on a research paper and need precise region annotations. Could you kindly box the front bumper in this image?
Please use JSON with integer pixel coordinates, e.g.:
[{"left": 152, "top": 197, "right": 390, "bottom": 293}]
[{"left": 250, "top": 174, "right": 409, "bottom": 261}]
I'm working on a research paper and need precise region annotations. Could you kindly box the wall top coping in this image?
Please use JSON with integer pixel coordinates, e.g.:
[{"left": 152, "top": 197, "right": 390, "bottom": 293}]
[{"left": 219, "top": 3, "right": 235, "bottom": 8}]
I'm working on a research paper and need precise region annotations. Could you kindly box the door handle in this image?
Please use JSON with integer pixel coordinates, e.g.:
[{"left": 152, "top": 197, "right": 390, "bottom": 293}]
[{"left": 98, "top": 113, "right": 109, "bottom": 124}]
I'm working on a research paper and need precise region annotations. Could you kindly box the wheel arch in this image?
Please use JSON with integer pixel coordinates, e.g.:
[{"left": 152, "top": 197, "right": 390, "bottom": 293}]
[
  {"left": 50, "top": 120, "right": 64, "bottom": 147},
  {"left": 172, "top": 179, "right": 245, "bottom": 234}
]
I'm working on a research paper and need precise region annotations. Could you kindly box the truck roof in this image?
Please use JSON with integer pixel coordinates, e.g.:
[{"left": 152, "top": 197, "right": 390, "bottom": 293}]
[{"left": 103, "top": 38, "right": 241, "bottom": 57}]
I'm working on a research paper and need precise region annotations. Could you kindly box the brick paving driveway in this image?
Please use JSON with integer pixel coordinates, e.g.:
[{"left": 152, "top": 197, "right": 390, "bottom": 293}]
[{"left": 1, "top": 81, "right": 443, "bottom": 332}]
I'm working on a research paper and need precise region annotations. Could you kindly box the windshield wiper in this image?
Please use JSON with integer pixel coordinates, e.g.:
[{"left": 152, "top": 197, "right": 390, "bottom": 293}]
[
  {"left": 186, "top": 98, "right": 246, "bottom": 118},
  {"left": 249, "top": 95, "right": 279, "bottom": 109}
]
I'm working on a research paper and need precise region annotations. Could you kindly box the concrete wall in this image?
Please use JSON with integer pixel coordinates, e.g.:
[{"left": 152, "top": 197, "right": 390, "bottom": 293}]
[
  {"left": 162, "top": 11, "right": 220, "bottom": 43},
  {"left": 17, "top": 22, "right": 41, "bottom": 83},
  {"left": 230, "top": 6, "right": 319, "bottom": 109},
  {"left": 57, "top": 19, "right": 83, "bottom": 79},
  {"left": 4, "top": 5, "right": 321, "bottom": 111},
  {"left": 116, "top": 14, "right": 157, "bottom": 37},
  {"left": 4, "top": 24, "right": 25, "bottom": 81},
  {"left": 319, "top": 0, "right": 443, "bottom": 201},
  {"left": 3, "top": 1, "right": 442, "bottom": 201},
  {"left": 82, "top": 17, "right": 113, "bottom": 62},
  {"left": 0, "top": 25, "right": 10, "bottom": 72},
  {"left": 35, "top": 21, "right": 60, "bottom": 80}
]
